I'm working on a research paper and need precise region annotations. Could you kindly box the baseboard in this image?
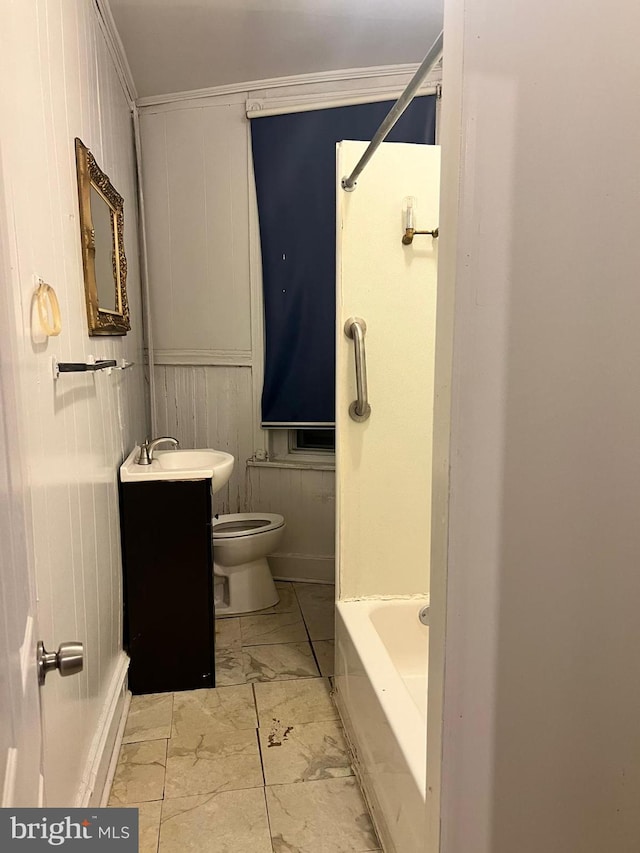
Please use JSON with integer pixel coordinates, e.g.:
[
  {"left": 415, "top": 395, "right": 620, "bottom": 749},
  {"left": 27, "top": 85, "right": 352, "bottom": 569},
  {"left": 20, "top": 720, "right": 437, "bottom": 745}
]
[
  {"left": 100, "top": 689, "right": 132, "bottom": 807},
  {"left": 75, "top": 652, "right": 130, "bottom": 807},
  {"left": 269, "top": 553, "right": 335, "bottom": 583}
]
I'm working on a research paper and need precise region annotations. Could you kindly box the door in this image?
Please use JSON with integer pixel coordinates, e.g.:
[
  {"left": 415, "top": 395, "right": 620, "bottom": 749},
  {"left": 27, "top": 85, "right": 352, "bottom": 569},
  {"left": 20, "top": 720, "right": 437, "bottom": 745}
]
[
  {"left": 335, "top": 140, "right": 441, "bottom": 600},
  {"left": 0, "top": 219, "right": 43, "bottom": 807}
]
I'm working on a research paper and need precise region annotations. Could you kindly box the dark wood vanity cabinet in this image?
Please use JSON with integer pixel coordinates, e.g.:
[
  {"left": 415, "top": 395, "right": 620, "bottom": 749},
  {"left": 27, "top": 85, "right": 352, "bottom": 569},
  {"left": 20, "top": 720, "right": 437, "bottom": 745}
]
[{"left": 119, "top": 478, "right": 215, "bottom": 694}]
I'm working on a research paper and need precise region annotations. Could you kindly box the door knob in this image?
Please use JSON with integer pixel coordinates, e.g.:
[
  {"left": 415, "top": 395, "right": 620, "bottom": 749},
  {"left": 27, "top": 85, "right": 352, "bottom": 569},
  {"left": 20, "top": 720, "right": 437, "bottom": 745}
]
[{"left": 37, "top": 641, "right": 84, "bottom": 685}]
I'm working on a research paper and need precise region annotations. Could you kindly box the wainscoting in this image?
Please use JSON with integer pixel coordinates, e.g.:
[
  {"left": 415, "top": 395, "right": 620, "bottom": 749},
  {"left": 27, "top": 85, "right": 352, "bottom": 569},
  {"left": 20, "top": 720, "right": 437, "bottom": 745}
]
[
  {"left": 153, "top": 365, "right": 254, "bottom": 515},
  {"left": 153, "top": 364, "right": 335, "bottom": 579},
  {"left": 247, "top": 463, "right": 335, "bottom": 583}
]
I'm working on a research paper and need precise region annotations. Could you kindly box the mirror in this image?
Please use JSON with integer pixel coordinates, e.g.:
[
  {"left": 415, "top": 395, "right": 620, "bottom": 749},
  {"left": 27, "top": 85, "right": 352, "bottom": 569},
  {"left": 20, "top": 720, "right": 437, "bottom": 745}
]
[{"left": 75, "top": 138, "right": 130, "bottom": 335}]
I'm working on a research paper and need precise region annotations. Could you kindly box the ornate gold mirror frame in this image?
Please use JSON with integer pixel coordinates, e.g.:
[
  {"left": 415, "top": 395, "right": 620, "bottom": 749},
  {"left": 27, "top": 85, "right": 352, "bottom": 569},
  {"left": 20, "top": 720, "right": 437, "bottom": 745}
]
[{"left": 75, "top": 138, "right": 130, "bottom": 335}]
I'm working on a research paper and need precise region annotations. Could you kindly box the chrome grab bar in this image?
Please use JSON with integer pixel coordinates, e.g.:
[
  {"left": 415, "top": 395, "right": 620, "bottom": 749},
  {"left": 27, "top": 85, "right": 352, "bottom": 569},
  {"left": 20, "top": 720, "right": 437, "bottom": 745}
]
[{"left": 344, "top": 317, "right": 371, "bottom": 422}]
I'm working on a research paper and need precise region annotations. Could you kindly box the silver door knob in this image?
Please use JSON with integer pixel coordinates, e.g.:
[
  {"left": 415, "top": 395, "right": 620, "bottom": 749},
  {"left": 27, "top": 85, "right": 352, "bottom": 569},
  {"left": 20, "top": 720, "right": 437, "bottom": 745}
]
[{"left": 37, "top": 641, "right": 84, "bottom": 685}]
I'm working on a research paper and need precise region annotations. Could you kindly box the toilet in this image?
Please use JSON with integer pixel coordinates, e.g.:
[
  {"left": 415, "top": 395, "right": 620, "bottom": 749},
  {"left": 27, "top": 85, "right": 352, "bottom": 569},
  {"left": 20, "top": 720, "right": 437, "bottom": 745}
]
[{"left": 212, "top": 512, "right": 285, "bottom": 616}]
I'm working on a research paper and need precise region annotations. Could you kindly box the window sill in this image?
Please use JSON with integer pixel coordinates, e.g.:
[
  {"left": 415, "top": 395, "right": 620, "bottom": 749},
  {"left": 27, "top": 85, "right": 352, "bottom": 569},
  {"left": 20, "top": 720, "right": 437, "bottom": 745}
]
[{"left": 247, "top": 458, "right": 335, "bottom": 472}]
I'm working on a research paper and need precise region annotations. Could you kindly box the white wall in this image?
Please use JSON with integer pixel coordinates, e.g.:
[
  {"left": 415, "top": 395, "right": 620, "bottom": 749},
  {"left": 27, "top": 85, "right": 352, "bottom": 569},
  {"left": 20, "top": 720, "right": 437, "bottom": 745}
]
[
  {"left": 336, "top": 141, "right": 440, "bottom": 599},
  {"left": 139, "top": 71, "right": 438, "bottom": 580},
  {"left": 437, "top": 1, "right": 640, "bottom": 851},
  {"left": 0, "top": 0, "right": 147, "bottom": 806}
]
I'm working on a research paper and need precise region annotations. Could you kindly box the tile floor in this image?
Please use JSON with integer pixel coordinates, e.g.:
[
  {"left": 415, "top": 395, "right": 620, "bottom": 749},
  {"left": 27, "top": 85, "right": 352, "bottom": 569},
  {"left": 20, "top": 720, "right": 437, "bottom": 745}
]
[{"left": 108, "top": 582, "right": 381, "bottom": 853}]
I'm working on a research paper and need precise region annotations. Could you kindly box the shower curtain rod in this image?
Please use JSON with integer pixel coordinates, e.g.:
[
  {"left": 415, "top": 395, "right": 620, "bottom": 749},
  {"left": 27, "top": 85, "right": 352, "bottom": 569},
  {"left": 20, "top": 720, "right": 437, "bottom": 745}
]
[{"left": 341, "top": 29, "right": 444, "bottom": 192}]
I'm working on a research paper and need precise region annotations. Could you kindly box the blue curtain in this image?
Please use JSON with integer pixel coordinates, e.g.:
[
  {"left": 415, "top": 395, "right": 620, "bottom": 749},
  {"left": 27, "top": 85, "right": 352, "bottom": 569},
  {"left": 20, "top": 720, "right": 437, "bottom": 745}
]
[{"left": 251, "top": 95, "right": 436, "bottom": 427}]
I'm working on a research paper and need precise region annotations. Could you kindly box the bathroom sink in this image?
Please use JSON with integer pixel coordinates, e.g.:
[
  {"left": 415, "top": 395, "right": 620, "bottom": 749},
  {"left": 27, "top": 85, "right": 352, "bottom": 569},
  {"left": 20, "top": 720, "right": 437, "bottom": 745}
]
[
  {"left": 155, "top": 449, "right": 226, "bottom": 471},
  {"left": 120, "top": 446, "right": 234, "bottom": 491}
]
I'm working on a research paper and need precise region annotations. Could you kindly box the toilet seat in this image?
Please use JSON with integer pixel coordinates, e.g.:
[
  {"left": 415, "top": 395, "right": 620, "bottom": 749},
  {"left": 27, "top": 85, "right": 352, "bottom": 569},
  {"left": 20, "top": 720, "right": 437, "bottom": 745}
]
[
  {"left": 212, "top": 512, "right": 285, "bottom": 616},
  {"left": 212, "top": 512, "right": 285, "bottom": 539}
]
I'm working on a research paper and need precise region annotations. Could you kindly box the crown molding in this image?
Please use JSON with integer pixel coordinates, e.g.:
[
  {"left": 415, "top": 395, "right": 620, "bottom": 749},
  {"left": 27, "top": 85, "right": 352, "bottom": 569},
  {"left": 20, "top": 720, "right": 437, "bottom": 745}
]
[
  {"left": 92, "top": 0, "right": 138, "bottom": 106},
  {"left": 246, "top": 81, "right": 439, "bottom": 119},
  {"left": 136, "top": 61, "right": 442, "bottom": 109}
]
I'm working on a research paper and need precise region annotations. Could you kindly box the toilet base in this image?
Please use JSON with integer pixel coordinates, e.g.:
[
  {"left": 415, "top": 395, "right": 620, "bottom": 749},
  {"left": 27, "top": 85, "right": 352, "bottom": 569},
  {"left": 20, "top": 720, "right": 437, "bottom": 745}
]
[{"left": 214, "top": 556, "right": 279, "bottom": 617}]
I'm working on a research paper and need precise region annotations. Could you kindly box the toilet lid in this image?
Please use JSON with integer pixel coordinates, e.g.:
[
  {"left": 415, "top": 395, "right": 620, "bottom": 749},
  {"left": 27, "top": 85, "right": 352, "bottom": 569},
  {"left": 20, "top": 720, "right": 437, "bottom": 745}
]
[{"left": 212, "top": 512, "right": 285, "bottom": 539}]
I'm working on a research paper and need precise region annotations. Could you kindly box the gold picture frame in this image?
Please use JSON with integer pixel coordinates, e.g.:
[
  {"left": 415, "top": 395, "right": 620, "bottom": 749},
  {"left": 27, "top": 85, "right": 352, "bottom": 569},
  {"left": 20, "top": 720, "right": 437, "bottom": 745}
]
[{"left": 75, "top": 138, "right": 130, "bottom": 335}]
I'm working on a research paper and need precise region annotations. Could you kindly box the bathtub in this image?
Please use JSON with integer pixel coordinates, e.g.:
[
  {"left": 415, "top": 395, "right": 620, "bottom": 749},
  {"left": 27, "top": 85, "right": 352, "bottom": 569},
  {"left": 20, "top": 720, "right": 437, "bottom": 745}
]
[{"left": 334, "top": 597, "right": 429, "bottom": 853}]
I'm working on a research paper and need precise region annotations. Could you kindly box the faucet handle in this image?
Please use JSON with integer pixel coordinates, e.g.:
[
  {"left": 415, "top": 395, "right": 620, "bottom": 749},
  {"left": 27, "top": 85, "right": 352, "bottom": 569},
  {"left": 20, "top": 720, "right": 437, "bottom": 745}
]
[{"left": 136, "top": 439, "right": 152, "bottom": 465}]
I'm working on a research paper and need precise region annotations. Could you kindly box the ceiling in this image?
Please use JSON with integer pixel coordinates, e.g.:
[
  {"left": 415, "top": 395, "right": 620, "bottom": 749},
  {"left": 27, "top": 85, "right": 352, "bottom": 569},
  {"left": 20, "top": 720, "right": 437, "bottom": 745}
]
[{"left": 107, "top": 0, "right": 443, "bottom": 99}]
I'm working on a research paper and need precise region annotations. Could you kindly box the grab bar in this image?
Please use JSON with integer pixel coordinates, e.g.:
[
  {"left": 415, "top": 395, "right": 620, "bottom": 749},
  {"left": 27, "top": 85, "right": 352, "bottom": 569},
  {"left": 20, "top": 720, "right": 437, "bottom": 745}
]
[{"left": 344, "top": 317, "right": 371, "bottom": 422}]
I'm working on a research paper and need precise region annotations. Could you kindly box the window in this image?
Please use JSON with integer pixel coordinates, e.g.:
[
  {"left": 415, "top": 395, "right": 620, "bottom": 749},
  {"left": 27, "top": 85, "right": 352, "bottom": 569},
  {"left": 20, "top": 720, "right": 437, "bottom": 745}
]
[
  {"left": 292, "top": 429, "right": 335, "bottom": 453},
  {"left": 268, "top": 428, "right": 335, "bottom": 464},
  {"left": 250, "top": 95, "right": 437, "bottom": 428}
]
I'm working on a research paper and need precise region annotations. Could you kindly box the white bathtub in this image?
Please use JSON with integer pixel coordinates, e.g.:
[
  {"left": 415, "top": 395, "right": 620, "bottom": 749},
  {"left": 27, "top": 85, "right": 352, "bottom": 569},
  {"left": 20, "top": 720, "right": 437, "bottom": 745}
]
[{"left": 334, "top": 597, "right": 429, "bottom": 853}]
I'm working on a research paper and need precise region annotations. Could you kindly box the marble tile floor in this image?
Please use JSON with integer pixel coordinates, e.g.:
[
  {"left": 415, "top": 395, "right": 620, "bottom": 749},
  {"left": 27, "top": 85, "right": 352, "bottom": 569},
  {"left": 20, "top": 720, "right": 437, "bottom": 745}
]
[
  {"left": 215, "top": 582, "right": 336, "bottom": 685},
  {"left": 109, "top": 582, "right": 380, "bottom": 853}
]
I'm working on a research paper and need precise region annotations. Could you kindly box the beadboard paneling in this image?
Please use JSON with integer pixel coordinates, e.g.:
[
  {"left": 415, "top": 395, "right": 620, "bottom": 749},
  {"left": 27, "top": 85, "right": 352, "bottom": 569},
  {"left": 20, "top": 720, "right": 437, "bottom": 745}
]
[
  {"left": 152, "top": 365, "right": 335, "bottom": 571},
  {"left": 247, "top": 464, "right": 335, "bottom": 579},
  {"left": 139, "top": 101, "right": 252, "bottom": 354},
  {"left": 1, "top": 0, "right": 148, "bottom": 805},
  {"left": 153, "top": 365, "right": 254, "bottom": 514}
]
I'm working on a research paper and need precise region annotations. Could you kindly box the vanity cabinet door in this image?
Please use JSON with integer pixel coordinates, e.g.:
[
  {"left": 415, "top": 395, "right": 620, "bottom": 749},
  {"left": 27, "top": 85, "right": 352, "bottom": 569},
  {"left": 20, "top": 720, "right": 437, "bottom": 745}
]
[{"left": 120, "top": 478, "right": 214, "bottom": 694}]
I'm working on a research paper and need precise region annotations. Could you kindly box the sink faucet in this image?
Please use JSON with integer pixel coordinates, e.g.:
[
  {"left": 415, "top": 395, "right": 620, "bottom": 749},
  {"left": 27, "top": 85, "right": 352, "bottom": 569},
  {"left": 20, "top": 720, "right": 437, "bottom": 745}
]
[{"left": 136, "top": 436, "right": 180, "bottom": 465}]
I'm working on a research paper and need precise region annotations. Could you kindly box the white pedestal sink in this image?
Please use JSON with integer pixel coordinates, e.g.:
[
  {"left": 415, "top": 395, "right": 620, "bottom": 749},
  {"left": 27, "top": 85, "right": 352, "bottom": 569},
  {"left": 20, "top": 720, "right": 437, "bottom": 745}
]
[{"left": 120, "top": 446, "right": 235, "bottom": 492}]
